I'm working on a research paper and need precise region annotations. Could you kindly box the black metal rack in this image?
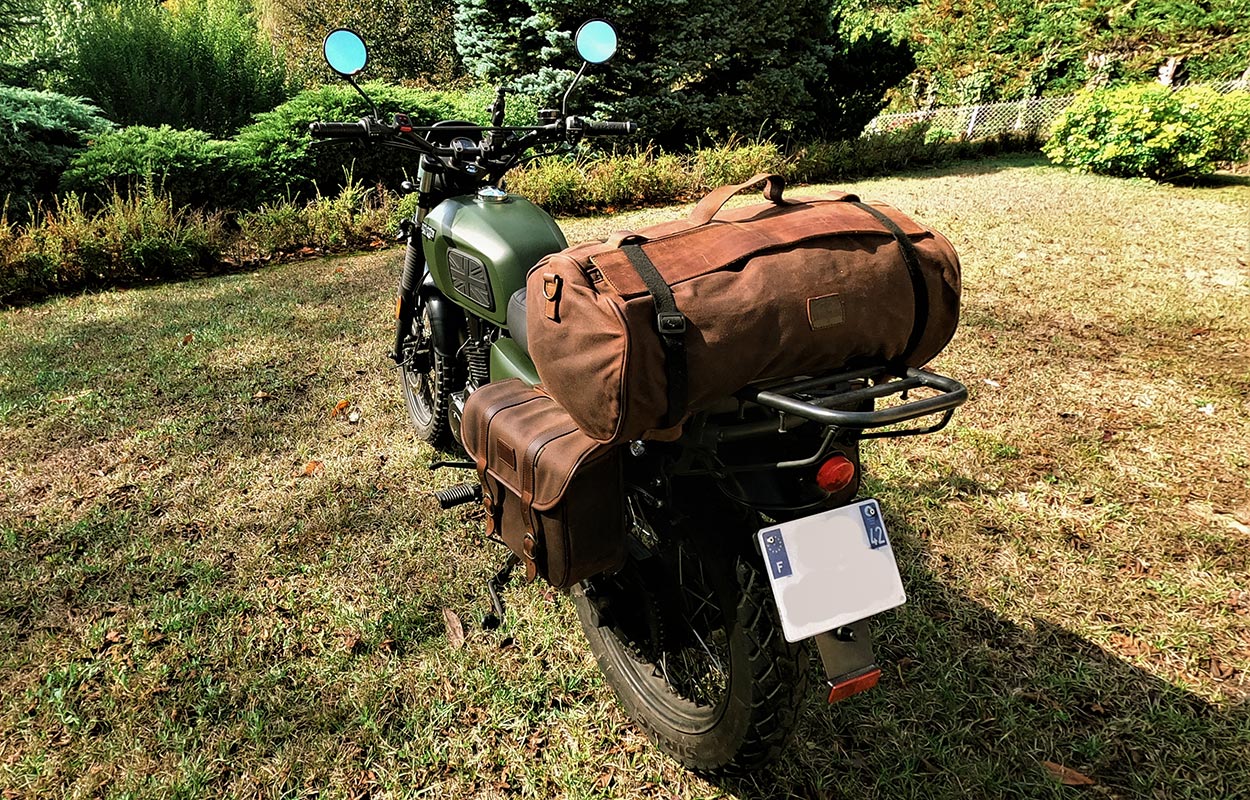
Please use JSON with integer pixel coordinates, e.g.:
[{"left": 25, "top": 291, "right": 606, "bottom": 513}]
[{"left": 729, "top": 366, "right": 967, "bottom": 442}]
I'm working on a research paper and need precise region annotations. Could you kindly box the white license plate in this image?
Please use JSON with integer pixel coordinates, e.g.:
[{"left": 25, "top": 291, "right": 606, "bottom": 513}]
[{"left": 757, "top": 499, "right": 906, "bottom": 643}]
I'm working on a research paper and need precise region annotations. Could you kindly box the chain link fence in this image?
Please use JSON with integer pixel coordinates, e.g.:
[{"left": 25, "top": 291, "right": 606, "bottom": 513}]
[{"left": 863, "top": 80, "right": 1249, "bottom": 140}]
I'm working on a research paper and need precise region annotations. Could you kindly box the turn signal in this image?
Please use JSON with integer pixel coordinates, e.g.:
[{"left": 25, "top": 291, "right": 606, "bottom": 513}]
[{"left": 815, "top": 454, "right": 856, "bottom": 494}]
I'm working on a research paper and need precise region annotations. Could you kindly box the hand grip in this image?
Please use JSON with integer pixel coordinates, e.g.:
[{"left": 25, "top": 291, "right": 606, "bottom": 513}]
[
  {"left": 308, "top": 120, "right": 369, "bottom": 139},
  {"left": 581, "top": 119, "right": 637, "bottom": 136}
]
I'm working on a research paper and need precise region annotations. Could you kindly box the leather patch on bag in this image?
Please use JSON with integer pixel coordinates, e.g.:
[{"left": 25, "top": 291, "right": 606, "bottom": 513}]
[
  {"left": 808, "top": 294, "right": 845, "bottom": 330},
  {"left": 500, "top": 442, "right": 517, "bottom": 471}
]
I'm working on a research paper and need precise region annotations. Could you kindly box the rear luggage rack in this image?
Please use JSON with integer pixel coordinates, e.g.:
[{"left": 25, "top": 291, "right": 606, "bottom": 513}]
[{"left": 732, "top": 366, "right": 967, "bottom": 441}]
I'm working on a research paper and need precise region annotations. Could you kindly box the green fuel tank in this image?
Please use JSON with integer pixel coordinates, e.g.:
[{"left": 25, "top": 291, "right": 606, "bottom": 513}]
[{"left": 421, "top": 188, "right": 567, "bottom": 327}]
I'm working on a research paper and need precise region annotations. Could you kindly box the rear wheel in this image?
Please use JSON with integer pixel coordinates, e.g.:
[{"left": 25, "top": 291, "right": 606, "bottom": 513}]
[
  {"left": 400, "top": 304, "right": 460, "bottom": 446},
  {"left": 573, "top": 497, "right": 808, "bottom": 775}
]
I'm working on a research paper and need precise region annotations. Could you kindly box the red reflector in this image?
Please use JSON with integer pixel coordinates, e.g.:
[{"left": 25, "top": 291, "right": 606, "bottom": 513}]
[
  {"left": 827, "top": 667, "right": 881, "bottom": 704},
  {"left": 816, "top": 455, "right": 856, "bottom": 493}
]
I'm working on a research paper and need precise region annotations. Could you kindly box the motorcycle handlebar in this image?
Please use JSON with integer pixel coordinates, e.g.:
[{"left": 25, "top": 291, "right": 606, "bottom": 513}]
[{"left": 308, "top": 120, "right": 370, "bottom": 139}]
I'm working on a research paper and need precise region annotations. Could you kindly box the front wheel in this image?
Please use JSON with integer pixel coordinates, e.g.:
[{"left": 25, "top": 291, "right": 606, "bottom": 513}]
[
  {"left": 573, "top": 502, "right": 808, "bottom": 775},
  {"left": 399, "top": 304, "right": 460, "bottom": 446}
]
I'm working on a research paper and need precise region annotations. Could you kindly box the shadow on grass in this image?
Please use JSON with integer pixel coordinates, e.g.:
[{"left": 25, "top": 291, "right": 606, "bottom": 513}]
[{"left": 709, "top": 526, "right": 1250, "bottom": 799}]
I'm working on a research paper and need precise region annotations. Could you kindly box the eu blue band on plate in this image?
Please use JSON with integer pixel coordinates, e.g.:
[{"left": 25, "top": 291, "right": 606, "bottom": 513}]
[
  {"left": 860, "top": 501, "right": 889, "bottom": 549},
  {"left": 760, "top": 528, "right": 792, "bottom": 579}
]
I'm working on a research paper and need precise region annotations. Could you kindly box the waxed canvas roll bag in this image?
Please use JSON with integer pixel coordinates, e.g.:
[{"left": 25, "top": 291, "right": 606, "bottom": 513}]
[
  {"left": 525, "top": 173, "right": 961, "bottom": 444},
  {"left": 460, "top": 378, "right": 626, "bottom": 589}
]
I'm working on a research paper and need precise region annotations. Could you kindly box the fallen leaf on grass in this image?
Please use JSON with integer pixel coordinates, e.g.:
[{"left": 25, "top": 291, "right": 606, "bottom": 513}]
[
  {"left": 180, "top": 333, "right": 194, "bottom": 347},
  {"left": 1119, "top": 556, "right": 1151, "bottom": 576},
  {"left": 252, "top": 391, "right": 274, "bottom": 401},
  {"left": 1109, "top": 633, "right": 1153, "bottom": 658},
  {"left": 442, "top": 608, "right": 465, "bottom": 649},
  {"left": 301, "top": 460, "right": 324, "bottom": 476},
  {"left": 101, "top": 630, "right": 123, "bottom": 649},
  {"left": 1208, "top": 656, "right": 1236, "bottom": 681},
  {"left": 340, "top": 632, "right": 364, "bottom": 654},
  {"left": 330, "top": 399, "right": 350, "bottom": 419},
  {"left": 1042, "top": 761, "right": 1095, "bottom": 786},
  {"left": 1226, "top": 590, "right": 1250, "bottom": 615}
]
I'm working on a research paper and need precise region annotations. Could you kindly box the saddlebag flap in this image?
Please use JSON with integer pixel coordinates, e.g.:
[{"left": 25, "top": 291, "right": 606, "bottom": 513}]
[
  {"left": 525, "top": 173, "right": 962, "bottom": 444},
  {"left": 460, "top": 379, "right": 626, "bottom": 589}
]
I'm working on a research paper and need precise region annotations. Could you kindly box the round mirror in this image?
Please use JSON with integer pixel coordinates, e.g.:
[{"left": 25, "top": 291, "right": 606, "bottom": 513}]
[
  {"left": 323, "top": 28, "right": 368, "bottom": 77},
  {"left": 575, "top": 19, "right": 618, "bottom": 64}
]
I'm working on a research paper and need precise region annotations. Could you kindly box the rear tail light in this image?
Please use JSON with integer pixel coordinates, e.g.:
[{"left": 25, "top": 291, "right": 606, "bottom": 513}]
[{"left": 815, "top": 454, "right": 856, "bottom": 494}]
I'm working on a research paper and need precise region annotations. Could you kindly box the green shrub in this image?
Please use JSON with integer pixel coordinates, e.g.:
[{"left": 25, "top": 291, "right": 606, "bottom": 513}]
[
  {"left": 691, "top": 138, "right": 788, "bottom": 189},
  {"left": 583, "top": 148, "right": 688, "bottom": 208},
  {"left": 504, "top": 156, "right": 589, "bottom": 211},
  {"left": 456, "top": 0, "right": 913, "bottom": 148},
  {"left": 59, "top": 125, "right": 259, "bottom": 211},
  {"left": 263, "top": 0, "right": 461, "bottom": 85},
  {"left": 1045, "top": 84, "right": 1250, "bottom": 181},
  {"left": 235, "top": 178, "right": 397, "bottom": 254},
  {"left": 0, "top": 0, "right": 34, "bottom": 46},
  {"left": 1, "top": 188, "right": 226, "bottom": 302},
  {"left": 0, "top": 86, "right": 112, "bottom": 219},
  {"left": 65, "top": 0, "right": 291, "bottom": 137},
  {"left": 234, "top": 82, "right": 533, "bottom": 203}
]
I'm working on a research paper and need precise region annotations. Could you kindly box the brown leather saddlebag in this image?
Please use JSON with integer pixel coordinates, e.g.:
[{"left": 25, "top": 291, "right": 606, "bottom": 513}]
[
  {"left": 526, "top": 173, "right": 961, "bottom": 444},
  {"left": 460, "top": 379, "right": 625, "bottom": 588}
]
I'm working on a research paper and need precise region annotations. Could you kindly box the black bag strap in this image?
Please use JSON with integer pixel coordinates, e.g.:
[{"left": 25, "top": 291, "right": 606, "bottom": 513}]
[
  {"left": 852, "top": 202, "right": 928, "bottom": 363},
  {"left": 621, "top": 244, "right": 687, "bottom": 428}
]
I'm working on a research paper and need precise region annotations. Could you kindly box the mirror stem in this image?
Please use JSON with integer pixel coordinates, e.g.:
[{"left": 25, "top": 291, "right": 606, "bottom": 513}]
[
  {"left": 345, "top": 75, "right": 380, "bottom": 121},
  {"left": 561, "top": 61, "right": 589, "bottom": 118}
]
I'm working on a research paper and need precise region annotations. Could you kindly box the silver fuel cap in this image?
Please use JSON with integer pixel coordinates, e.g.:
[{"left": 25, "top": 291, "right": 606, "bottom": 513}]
[{"left": 477, "top": 186, "right": 508, "bottom": 203}]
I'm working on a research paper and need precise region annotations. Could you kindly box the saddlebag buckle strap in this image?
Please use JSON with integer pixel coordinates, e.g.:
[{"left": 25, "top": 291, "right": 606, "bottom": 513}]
[{"left": 621, "top": 244, "right": 688, "bottom": 428}]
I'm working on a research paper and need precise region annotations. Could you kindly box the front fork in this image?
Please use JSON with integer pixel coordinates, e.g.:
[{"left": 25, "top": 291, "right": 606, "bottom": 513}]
[
  {"left": 390, "top": 237, "right": 425, "bottom": 365},
  {"left": 390, "top": 161, "right": 437, "bottom": 365}
]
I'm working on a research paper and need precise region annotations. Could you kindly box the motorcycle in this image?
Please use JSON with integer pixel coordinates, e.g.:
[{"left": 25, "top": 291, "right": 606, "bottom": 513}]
[{"left": 314, "top": 21, "right": 967, "bottom": 774}]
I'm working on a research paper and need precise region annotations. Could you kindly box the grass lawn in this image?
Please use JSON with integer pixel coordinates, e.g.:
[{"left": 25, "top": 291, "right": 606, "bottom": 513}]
[{"left": 2, "top": 155, "right": 1248, "bottom": 799}]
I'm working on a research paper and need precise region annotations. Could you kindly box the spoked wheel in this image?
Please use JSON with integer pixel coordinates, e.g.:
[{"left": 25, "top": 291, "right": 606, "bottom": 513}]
[
  {"left": 399, "top": 304, "right": 461, "bottom": 446},
  {"left": 573, "top": 496, "right": 808, "bottom": 775}
]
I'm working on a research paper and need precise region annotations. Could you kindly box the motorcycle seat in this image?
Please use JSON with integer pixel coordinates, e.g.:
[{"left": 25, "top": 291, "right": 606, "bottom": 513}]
[{"left": 507, "top": 287, "right": 530, "bottom": 354}]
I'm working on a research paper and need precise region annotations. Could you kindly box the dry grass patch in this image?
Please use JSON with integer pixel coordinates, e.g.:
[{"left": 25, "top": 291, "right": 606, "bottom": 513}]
[{"left": 2, "top": 156, "right": 1248, "bottom": 799}]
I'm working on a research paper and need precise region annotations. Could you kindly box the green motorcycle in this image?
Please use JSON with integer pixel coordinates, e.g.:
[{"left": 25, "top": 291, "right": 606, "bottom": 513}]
[{"left": 315, "top": 21, "right": 967, "bottom": 775}]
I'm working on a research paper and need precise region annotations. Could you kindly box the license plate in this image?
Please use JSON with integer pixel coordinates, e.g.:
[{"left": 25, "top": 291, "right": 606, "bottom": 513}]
[{"left": 757, "top": 499, "right": 906, "bottom": 643}]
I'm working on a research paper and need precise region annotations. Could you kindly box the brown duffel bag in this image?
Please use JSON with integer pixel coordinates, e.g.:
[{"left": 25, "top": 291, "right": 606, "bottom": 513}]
[
  {"left": 525, "top": 173, "right": 961, "bottom": 444},
  {"left": 460, "top": 378, "right": 626, "bottom": 589}
]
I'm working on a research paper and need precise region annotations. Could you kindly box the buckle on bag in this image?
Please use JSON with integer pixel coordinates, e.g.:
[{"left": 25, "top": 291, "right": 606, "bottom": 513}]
[{"left": 656, "top": 311, "right": 687, "bottom": 335}]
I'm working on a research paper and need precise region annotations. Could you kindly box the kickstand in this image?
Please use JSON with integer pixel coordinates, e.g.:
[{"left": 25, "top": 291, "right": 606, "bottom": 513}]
[{"left": 483, "top": 553, "right": 521, "bottom": 630}]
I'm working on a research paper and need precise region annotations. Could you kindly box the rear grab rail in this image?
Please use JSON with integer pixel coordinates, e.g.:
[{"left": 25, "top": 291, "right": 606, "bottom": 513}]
[{"left": 733, "top": 366, "right": 968, "bottom": 440}]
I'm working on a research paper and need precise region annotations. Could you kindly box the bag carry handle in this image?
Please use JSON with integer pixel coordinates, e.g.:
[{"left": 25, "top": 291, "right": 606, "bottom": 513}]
[
  {"left": 603, "top": 172, "right": 792, "bottom": 249},
  {"left": 688, "top": 172, "right": 791, "bottom": 227}
]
